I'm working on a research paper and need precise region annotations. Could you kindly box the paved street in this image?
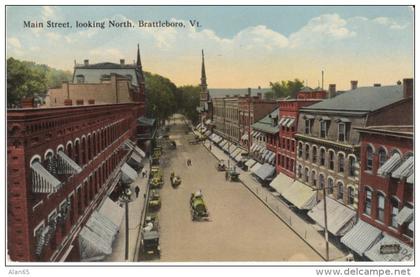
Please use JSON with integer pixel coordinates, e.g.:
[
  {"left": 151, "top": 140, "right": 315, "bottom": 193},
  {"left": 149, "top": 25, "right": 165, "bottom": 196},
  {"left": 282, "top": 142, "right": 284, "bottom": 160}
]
[{"left": 156, "top": 115, "right": 322, "bottom": 262}]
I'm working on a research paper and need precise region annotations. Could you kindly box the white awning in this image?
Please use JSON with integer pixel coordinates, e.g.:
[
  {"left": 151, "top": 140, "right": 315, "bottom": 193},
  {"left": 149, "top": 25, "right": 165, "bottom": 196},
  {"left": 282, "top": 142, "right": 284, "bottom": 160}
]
[
  {"left": 409, "top": 221, "right": 414, "bottom": 231},
  {"left": 31, "top": 162, "right": 62, "bottom": 193},
  {"left": 241, "top": 133, "right": 249, "bottom": 141},
  {"left": 129, "top": 152, "right": 142, "bottom": 164},
  {"left": 340, "top": 220, "right": 383, "bottom": 256},
  {"left": 286, "top": 118, "right": 295, "bottom": 128},
  {"left": 245, "top": 159, "right": 257, "bottom": 168},
  {"left": 308, "top": 197, "right": 357, "bottom": 236},
  {"left": 377, "top": 153, "right": 402, "bottom": 176},
  {"left": 254, "top": 163, "right": 276, "bottom": 181},
  {"left": 392, "top": 156, "right": 413, "bottom": 179},
  {"left": 121, "top": 163, "right": 137, "bottom": 183},
  {"left": 79, "top": 226, "right": 112, "bottom": 261},
  {"left": 281, "top": 118, "right": 291, "bottom": 127},
  {"left": 251, "top": 162, "right": 263, "bottom": 173},
  {"left": 196, "top": 123, "right": 202, "bottom": 129},
  {"left": 269, "top": 173, "right": 294, "bottom": 194},
  {"left": 229, "top": 145, "right": 237, "bottom": 154},
  {"left": 57, "top": 151, "right": 82, "bottom": 174},
  {"left": 268, "top": 152, "right": 276, "bottom": 164},
  {"left": 281, "top": 181, "right": 317, "bottom": 210},
  {"left": 223, "top": 143, "right": 230, "bottom": 152},
  {"left": 407, "top": 173, "right": 414, "bottom": 184},
  {"left": 219, "top": 140, "right": 227, "bottom": 147},
  {"left": 250, "top": 144, "right": 257, "bottom": 152},
  {"left": 396, "top": 206, "right": 413, "bottom": 225},
  {"left": 125, "top": 140, "right": 146, "bottom": 158},
  {"left": 99, "top": 198, "right": 124, "bottom": 227},
  {"left": 279, "top": 117, "right": 287, "bottom": 125},
  {"left": 364, "top": 234, "right": 413, "bottom": 261}
]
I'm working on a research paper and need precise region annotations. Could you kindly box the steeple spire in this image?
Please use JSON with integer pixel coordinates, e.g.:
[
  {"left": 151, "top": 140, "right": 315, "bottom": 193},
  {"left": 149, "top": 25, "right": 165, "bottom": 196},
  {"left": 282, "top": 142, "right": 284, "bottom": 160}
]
[
  {"left": 201, "top": 49, "right": 207, "bottom": 90},
  {"left": 136, "top": 44, "right": 145, "bottom": 82}
]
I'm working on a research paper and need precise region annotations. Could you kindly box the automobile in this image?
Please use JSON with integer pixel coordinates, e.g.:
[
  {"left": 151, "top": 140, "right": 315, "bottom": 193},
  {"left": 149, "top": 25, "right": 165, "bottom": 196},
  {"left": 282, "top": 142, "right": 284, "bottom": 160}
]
[
  {"left": 226, "top": 167, "right": 240, "bottom": 182},
  {"left": 148, "top": 189, "right": 161, "bottom": 210},
  {"left": 141, "top": 214, "right": 160, "bottom": 259},
  {"left": 190, "top": 190, "right": 209, "bottom": 221},
  {"left": 216, "top": 160, "right": 227, "bottom": 171},
  {"left": 170, "top": 172, "right": 181, "bottom": 188}
]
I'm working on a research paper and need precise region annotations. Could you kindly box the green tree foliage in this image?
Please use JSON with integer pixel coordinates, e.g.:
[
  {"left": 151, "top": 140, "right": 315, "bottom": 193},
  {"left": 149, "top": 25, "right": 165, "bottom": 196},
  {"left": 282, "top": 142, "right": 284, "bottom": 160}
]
[
  {"left": 144, "top": 71, "right": 177, "bottom": 125},
  {"left": 266, "top": 79, "right": 304, "bottom": 99},
  {"left": 177, "top": 85, "right": 200, "bottom": 123},
  {"left": 7, "top": 57, "right": 72, "bottom": 107}
]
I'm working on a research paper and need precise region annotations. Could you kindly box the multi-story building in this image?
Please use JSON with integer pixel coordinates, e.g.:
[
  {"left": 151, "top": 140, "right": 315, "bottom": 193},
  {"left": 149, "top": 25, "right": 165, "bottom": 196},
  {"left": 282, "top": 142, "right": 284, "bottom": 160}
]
[
  {"left": 293, "top": 80, "right": 413, "bottom": 216},
  {"left": 7, "top": 103, "right": 145, "bottom": 261}
]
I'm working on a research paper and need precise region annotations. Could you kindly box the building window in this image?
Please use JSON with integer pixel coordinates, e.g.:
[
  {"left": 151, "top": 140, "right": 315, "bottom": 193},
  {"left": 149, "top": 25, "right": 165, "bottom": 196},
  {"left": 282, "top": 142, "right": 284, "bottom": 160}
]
[
  {"left": 337, "top": 182, "right": 344, "bottom": 200},
  {"left": 349, "top": 156, "right": 356, "bottom": 176},
  {"left": 305, "top": 168, "right": 309, "bottom": 182},
  {"left": 319, "top": 174, "right": 325, "bottom": 189},
  {"left": 311, "top": 171, "right": 317, "bottom": 187},
  {"left": 378, "top": 148, "right": 387, "bottom": 169},
  {"left": 377, "top": 193, "right": 385, "bottom": 222},
  {"left": 390, "top": 198, "right": 399, "bottom": 228},
  {"left": 364, "top": 188, "right": 372, "bottom": 215},
  {"left": 304, "top": 119, "right": 312, "bottom": 134},
  {"left": 327, "top": 178, "right": 334, "bottom": 194},
  {"left": 320, "top": 148, "right": 326, "bottom": 166},
  {"left": 348, "top": 186, "right": 355, "bottom": 205},
  {"left": 328, "top": 150, "right": 335, "bottom": 170},
  {"left": 305, "top": 144, "right": 310, "bottom": 160},
  {"left": 76, "top": 75, "right": 85, "bottom": 84},
  {"left": 312, "top": 146, "right": 317, "bottom": 163},
  {"left": 338, "top": 153, "right": 345, "bottom": 173},
  {"left": 298, "top": 142, "right": 303, "bottom": 158},
  {"left": 366, "top": 146, "right": 373, "bottom": 171},
  {"left": 298, "top": 165, "right": 302, "bottom": 178},
  {"left": 320, "top": 121, "right": 328, "bottom": 138},
  {"left": 338, "top": 123, "right": 346, "bottom": 142}
]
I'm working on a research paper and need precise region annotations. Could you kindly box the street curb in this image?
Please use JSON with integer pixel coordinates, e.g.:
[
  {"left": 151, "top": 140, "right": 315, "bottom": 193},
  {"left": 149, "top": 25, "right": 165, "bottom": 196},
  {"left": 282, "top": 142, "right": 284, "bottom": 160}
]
[{"left": 202, "top": 142, "right": 327, "bottom": 262}]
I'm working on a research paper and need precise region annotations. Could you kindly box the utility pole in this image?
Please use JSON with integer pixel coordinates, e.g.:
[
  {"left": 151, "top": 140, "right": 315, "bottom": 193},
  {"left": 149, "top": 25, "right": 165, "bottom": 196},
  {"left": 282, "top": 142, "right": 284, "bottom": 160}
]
[
  {"left": 125, "top": 198, "right": 129, "bottom": 261},
  {"left": 322, "top": 185, "right": 329, "bottom": 261},
  {"left": 247, "top": 88, "right": 251, "bottom": 154},
  {"left": 321, "top": 70, "right": 325, "bottom": 90}
]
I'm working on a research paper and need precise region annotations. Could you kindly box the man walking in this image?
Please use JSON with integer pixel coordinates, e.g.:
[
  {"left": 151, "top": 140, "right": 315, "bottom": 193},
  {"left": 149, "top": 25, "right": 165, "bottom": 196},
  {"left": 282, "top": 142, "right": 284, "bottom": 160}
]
[{"left": 135, "top": 186, "right": 140, "bottom": 198}]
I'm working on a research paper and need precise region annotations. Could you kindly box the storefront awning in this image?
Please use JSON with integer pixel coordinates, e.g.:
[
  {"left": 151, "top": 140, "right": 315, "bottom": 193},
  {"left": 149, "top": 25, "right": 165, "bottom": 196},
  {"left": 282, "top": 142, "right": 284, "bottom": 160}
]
[
  {"left": 124, "top": 140, "right": 146, "bottom": 158},
  {"left": 98, "top": 198, "right": 124, "bottom": 227},
  {"left": 254, "top": 163, "right": 275, "bottom": 181},
  {"left": 269, "top": 173, "right": 294, "bottom": 194},
  {"left": 279, "top": 117, "right": 287, "bottom": 125},
  {"left": 308, "top": 197, "right": 357, "bottom": 236},
  {"left": 57, "top": 151, "right": 82, "bottom": 174},
  {"left": 396, "top": 206, "right": 413, "bottom": 225},
  {"left": 286, "top": 118, "right": 295, "bottom": 128},
  {"left": 241, "top": 133, "right": 249, "bottom": 141},
  {"left": 407, "top": 173, "right": 414, "bottom": 184},
  {"left": 31, "top": 161, "right": 62, "bottom": 193},
  {"left": 377, "top": 153, "right": 402, "bottom": 176},
  {"left": 219, "top": 140, "right": 227, "bottom": 147},
  {"left": 223, "top": 143, "right": 230, "bottom": 152},
  {"left": 281, "top": 181, "right": 317, "bottom": 210},
  {"left": 121, "top": 163, "right": 137, "bottom": 183},
  {"left": 205, "top": 130, "right": 211, "bottom": 136},
  {"left": 268, "top": 152, "right": 276, "bottom": 164},
  {"left": 245, "top": 159, "right": 257, "bottom": 168},
  {"left": 364, "top": 234, "right": 413, "bottom": 261},
  {"left": 340, "top": 220, "right": 383, "bottom": 256},
  {"left": 228, "top": 145, "right": 237, "bottom": 154},
  {"left": 392, "top": 156, "right": 413, "bottom": 179},
  {"left": 250, "top": 162, "right": 263, "bottom": 173},
  {"left": 129, "top": 152, "right": 142, "bottom": 165},
  {"left": 205, "top": 119, "right": 212, "bottom": 125}
]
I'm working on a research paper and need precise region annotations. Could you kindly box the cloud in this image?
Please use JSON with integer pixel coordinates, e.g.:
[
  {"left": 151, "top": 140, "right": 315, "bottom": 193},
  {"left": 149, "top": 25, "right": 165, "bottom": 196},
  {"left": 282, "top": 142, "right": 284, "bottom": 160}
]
[
  {"left": 88, "top": 48, "right": 125, "bottom": 62},
  {"left": 289, "top": 14, "right": 355, "bottom": 48},
  {"left": 232, "top": 25, "right": 289, "bottom": 50},
  {"left": 373, "top": 17, "right": 408, "bottom": 30},
  {"left": 42, "top": 6, "right": 59, "bottom": 21},
  {"left": 8, "top": 37, "right": 22, "bottom": 49}
]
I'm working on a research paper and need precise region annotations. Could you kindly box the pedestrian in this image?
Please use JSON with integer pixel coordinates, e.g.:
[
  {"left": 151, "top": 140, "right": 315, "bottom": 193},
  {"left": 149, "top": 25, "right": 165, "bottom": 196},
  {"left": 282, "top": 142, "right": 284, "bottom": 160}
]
[
  {"left": 144, "top": 170, "right": 148, "bottom": 178},
  {"left": 225, "top": 171, "right": 228, "bottom": 180},
  {"left": 135, "top": 186, "right": 140, "bottom": 198},
  {"left": 141, "top": 168, "right": 146, "bottom": 178},
  {"left": 209, "top": 144, "right": 212, "bottom": 151}
]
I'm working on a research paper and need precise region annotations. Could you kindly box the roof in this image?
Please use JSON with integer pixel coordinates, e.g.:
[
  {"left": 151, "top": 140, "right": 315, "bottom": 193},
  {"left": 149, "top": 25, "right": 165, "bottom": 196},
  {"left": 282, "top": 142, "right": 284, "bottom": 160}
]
[
  {"left": 355, "top": 125, "right": 413, "bottom": 138},
  {"left": 75, "top": 62, "right": 137, "bottom": 69},
  {"left": 209, "top": 88, "right": 271, "bottom": 98},
  {"left": 302, "top": 85, "right": 405, "bottom": 113},
  {"left": 252, "top": 108, "right": 280, "bottom": 134},
  {"left": 364, "top": 234, "right": 413, "bottom": 261},
  {"left": 340, "top": 220, "right": 383, "bottom": 256},
  {"left": 137, "top": 116, "right": 156, "bottom": 126}
]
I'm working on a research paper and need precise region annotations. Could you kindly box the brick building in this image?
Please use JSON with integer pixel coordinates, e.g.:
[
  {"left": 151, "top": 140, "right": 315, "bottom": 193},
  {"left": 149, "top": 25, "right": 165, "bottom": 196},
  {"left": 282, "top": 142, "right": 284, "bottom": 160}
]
[
  {"left": 7, "top": 103, "right": 145, "bottom": 261},
  {"left": 293, "top": 80, "right": 412, "bottom": 214}
]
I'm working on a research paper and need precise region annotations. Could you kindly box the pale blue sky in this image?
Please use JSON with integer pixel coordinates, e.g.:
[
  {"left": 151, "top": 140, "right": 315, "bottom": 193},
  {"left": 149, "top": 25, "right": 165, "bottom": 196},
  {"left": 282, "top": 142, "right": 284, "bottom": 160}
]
[{"left": 6, "top": 6, "right": 414, "bottom": 89}]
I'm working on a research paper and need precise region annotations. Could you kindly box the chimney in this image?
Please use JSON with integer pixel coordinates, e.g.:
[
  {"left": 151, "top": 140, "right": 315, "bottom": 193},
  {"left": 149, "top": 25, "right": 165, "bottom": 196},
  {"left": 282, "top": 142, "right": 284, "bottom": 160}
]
[
  {"left": 64, "top": 99, "right": 73, "bottom": 106},
  {"left": 328, "top": 84, "right": 336, "bottom": 98},
  {"left": 21, "top": 97, "right": 35, "bottom": 108},
  {"left": 84, "top": 59, "right": 89, "bottom": 66},
  {"left": 403, "top": 78, "right": 413, "bottom": 99},
  {"left": 350, "top": 80, "right": 358, "bottom": 90},
  {"left": 120, "top": 59, "right": 125, "bottom": 65},
  {"left": 373, "top": 83, "right": 381, "bottom": 87}
]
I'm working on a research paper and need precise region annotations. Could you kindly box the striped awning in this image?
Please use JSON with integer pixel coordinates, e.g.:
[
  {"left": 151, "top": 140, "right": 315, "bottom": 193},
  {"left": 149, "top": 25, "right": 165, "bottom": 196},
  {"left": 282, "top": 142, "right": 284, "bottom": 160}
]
[
  {"left": 241, "top": 133, "right": 249, "bottom": 141},
  {"left": 377, "top": 152, "right": 402, "bottom": 176},
  {"left": 396, "top": 206, "right": 413, "bottom": 225},
  {"left": 279, "top": 117, "right": 287, "bottom": 125},
  {"left": 286, "top": 118, "right": 295, "bottom": 128},
  {"left": 340, "top": 220, "right": 383, "bottom": 256},
  {"left": 31, "top": 162, "right": 62, "bottom": 193},
  {"left": 57, "top": 151, "right": 82, "bottom": 174},
  {"left": 392, "top": 156, "right": 413, "bottom": 179},
  {"left": 268, "top": 152, "right": 276, "bottom": 164},
  {"left": 281, "top": 118, "right": 291, "bottom": 127}
]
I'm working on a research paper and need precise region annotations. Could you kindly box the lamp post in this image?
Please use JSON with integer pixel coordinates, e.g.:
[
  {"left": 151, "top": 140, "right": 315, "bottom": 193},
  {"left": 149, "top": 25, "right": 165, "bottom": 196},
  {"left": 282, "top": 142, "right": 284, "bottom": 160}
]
[
  {"left": 119, "top": 186, "right": 132, "bottom": 261},
  {"left": 312, "top": 184, "right": 333, "bottom": 261}
]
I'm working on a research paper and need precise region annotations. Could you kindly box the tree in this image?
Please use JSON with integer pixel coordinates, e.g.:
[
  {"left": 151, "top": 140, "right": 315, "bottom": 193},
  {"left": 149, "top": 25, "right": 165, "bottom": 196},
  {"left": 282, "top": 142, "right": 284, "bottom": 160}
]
[
  {"left": 177, "top": 85, "right": 200, "bottom": 123},
  {"left": 268, "top": 78, "right": 304, "bottom": 99}
]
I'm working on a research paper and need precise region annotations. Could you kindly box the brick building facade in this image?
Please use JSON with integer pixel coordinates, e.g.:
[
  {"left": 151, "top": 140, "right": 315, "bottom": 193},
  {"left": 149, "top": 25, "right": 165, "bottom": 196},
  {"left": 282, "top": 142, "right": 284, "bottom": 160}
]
[{"left": 7, "top": 103, "right": 144, "bottom": 261}]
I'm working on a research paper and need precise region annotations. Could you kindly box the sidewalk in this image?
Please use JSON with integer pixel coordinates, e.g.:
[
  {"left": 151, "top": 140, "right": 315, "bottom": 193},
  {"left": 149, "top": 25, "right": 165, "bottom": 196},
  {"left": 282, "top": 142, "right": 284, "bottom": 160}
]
[
  {"left": 203, "top": 139, "right": 347, "bottom": 261},
  {"left": 105, "top": 159, "right": 150, "bottom": 262}
]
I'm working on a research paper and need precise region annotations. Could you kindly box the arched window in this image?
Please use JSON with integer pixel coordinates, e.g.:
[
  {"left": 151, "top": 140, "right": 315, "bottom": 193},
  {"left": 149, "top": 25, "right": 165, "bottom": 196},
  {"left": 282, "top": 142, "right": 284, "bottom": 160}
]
[
  {"left": 364, "top": 187, "right": 372, "bottom": 215},
  {"left": 305, "top": 168, "right": 309, "bottom": 182},
  {"left": 311, "top": 171, "right": 317, "bottom": 187},
  {"left": 348, "top": 186, "right": 355, "bottom": 205},
  {"left": 305, "top": 144, "right": 310, "bottom": 160},
  {"left": 312, "top": 146, "right": 317, "bottom": 163},
  {"left": 298, "top": 165, "right": 302, "bottom": 178},
  {"left": 366, "top": 145, "right": 373, "bottom": 171},
  {"left": 320, "top": 148, "right": 326, "bottom": 166},
  {"left": 328, "top": 150, "right": 335, "bottom": 170},
  {"left": 349, "top": 156, "right": 356, "bottom": 176},
  {"left": 338, "top": 153, "right": 345, "bottom": 173},
  {"left": 81, "top": 137, "right": 86, "bottom": 165},
  {"left": 298, "top": 142, "right": 303, "bottom": 158},
  {"left": 319, "top": 174, "right": 325, "bottom": 189},
  {"left": 327, "top": 178, "right": 334, "bottom": 194},
  {"left": 74, "top": 140, "right": 80, "bottom": 165},
  {"left": 378, "top": 148, "right": 387, "bottom": 169},
  {"left": 377, "top": 193, "right": 385, "bottom": 222},
  {"left": 337, "top": 182, "right": 344, "bottom": 200},
  {"left": 390, "top": 197, "right": 399, "bottom": 228}
]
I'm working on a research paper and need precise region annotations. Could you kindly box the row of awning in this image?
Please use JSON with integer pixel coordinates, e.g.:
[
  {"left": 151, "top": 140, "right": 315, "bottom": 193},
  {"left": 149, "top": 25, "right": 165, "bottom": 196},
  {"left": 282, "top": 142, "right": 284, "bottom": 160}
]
[
  {"left": 209, "top": 133, "right": 223, "bottom": 144},
  {"left": 250, "top": 143, "right": 276, "bottom": 165},
  {"left": 377, "top": 153, "right": 413, "bottom": 184},
  {"left": 279, "top": 117, "right": 296, "bottom": 128},
  {"left": 79, "top": 198, "right": 124, "bottom": 261},
  {"left": 252, "top": 163, "right": 276, "bottom": 181}
]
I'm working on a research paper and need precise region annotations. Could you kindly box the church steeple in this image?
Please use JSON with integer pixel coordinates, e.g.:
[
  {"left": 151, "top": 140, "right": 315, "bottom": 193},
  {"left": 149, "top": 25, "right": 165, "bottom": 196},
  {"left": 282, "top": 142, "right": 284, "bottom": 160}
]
[
  {"left": 136, "top": 44, "right": 145, "bottom": 82},
  {"left": 200, "top": 49, "right": 207, "bottom": 91}
]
